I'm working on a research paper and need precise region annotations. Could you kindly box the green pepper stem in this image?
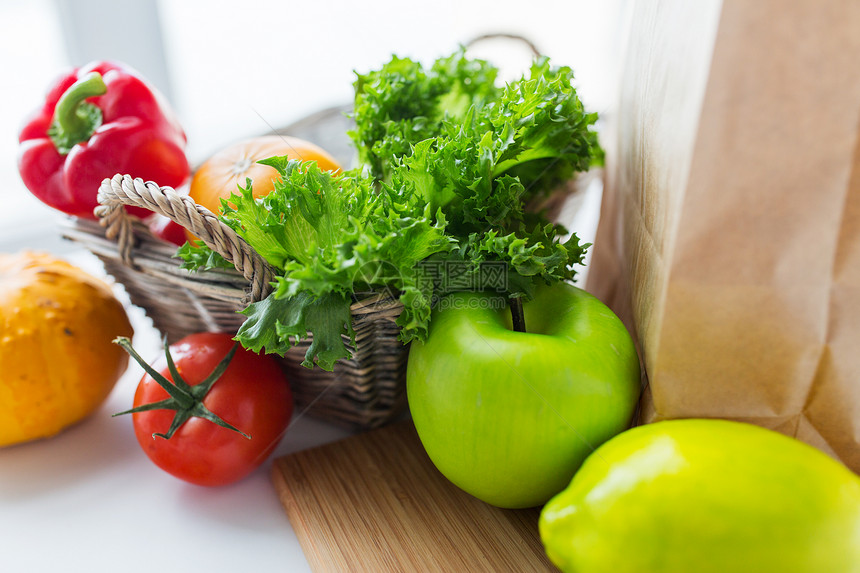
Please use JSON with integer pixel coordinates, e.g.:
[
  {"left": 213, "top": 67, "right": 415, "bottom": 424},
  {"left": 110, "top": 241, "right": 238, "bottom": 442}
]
[
  {"left": 49, "top": 71, "right": 107, "bottom": 154},
  {"left": 510, "top": 296, "right": 527, "bottom": 333}
]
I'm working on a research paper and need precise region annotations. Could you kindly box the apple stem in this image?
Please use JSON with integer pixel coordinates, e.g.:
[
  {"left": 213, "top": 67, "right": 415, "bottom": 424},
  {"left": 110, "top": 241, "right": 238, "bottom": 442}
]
[{"left": 510, "top": 297, "right": 527, "bottom": 333}]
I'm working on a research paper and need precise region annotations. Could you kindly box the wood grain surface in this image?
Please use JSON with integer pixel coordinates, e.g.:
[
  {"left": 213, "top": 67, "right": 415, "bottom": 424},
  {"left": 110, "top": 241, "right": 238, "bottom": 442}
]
[{"left": 272, "top": 420, "right": 558, "bottom": 572}]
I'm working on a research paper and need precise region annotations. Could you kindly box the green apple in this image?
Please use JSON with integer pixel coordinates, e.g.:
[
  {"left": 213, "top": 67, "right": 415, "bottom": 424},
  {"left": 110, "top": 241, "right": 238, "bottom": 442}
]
[{"left": 406, "top": 281, "right": 641, "bottom": 509}]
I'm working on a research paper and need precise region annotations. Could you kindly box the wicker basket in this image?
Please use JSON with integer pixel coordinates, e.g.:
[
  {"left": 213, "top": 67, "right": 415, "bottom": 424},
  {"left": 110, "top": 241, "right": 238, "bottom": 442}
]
[{"left": 62, "top": 174, "right": 408, "bottom": 430}]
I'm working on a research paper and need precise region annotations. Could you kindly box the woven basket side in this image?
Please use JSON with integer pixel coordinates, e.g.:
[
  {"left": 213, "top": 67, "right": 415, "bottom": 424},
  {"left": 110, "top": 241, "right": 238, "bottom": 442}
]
[
  {"left": 279, "top": 296, "right": 409, "bottom": 428},
  {"left": 62, "top": 218, "right": 250, "bottom": 341}
]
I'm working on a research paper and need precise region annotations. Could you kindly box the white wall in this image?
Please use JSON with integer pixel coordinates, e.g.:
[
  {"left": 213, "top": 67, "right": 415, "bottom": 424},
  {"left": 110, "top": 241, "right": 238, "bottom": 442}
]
[{"left": 0, "top": 0, "right": 628, "bottom": 253}]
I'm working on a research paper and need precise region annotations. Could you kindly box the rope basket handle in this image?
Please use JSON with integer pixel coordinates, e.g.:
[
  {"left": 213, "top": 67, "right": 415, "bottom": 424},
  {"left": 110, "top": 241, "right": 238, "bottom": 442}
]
[
  {"left": 95, "top": 173, "right": 276, "bottom": 302},
  {"left": 465, "top": 33, "right": 542, "bottom": 58}
]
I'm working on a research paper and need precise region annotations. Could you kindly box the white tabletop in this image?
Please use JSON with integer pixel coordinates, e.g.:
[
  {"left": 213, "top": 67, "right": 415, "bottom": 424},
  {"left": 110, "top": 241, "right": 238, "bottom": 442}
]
[{"left": 0, "top": 252, "right": 355, "bottom": 573}]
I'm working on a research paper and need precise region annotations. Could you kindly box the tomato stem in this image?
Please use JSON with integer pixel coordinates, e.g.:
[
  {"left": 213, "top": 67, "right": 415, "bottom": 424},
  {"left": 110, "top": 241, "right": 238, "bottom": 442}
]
[
  {"left": 111, "top": 336, "right": 251, "bottom": 440},
  {"left": 510, "top": 296, "right": 526, "bottom": 333}
]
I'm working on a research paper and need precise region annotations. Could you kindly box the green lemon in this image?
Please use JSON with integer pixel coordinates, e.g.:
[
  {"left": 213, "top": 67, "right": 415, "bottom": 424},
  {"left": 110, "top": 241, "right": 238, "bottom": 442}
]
[{"left": 539, "top": 419, "right": 860, "bottom": 573}]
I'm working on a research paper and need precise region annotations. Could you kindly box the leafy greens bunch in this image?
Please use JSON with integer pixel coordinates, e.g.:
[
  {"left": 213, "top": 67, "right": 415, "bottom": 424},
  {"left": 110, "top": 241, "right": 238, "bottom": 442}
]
[
  {"left": 180, "top": 49, "right": 602, "bottom": 370},
  {"left": 350, "top": 50, "right": 501, "bottom": 182}
]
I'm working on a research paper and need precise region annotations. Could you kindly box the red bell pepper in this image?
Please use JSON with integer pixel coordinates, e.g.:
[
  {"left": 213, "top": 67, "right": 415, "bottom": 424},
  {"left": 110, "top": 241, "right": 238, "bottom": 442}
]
[{"left": 17, "top": 61, "right": 190, "bottom": 219}]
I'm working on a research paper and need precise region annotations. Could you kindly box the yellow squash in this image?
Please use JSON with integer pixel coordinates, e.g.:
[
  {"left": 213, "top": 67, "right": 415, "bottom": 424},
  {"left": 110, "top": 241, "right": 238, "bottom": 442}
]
[
  {"left": 0, "top": 251, "right": 133, "bottom": 446},
  {"left": 540, "top": 419, "right": 860, "bottom": 573}
]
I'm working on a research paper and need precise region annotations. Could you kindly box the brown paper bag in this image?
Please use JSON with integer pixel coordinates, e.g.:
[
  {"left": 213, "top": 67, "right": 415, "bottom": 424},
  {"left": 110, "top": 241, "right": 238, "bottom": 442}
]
[{"left": 587, "top": 0, "right": 860, "bottom": 471}]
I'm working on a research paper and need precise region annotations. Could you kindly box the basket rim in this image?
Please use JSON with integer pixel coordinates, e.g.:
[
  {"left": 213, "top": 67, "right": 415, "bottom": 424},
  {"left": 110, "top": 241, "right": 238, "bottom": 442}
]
[{"left": 63, "top": 215, "right": 406, "bottom": 320}]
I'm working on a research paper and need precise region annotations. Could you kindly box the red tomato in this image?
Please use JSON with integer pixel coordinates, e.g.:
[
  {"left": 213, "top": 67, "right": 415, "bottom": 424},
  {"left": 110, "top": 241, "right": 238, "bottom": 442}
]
[
  {"left": 146, "top": 214, "right": 187, "bottom": 246},
  {"left": 128, "top": 333, "right": 293, "bottom": 486}
]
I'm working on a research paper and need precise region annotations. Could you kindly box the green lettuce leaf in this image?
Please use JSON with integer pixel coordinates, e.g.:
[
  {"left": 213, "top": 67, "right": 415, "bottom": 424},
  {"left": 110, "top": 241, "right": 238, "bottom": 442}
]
[
  {"left": 176, "top": 241, "right": 233, "bottom": 272},
  {"left": 236, "top": 291, "right": 353, "bottom": 371},
  {"left": 352, "top": 51, "right": 601, "bottom": 203},
  {"left": 219, "top": 159, "right": 452, "bottom": 366},
  {"left": 350, "top": 47, "right": 499, "bottom": 182}
]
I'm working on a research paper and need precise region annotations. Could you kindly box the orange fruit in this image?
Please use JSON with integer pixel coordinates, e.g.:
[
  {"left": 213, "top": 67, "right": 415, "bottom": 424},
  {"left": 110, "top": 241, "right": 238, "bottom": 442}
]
[{"left": 187, "top": 135, "right": 341, "bottom": 241}]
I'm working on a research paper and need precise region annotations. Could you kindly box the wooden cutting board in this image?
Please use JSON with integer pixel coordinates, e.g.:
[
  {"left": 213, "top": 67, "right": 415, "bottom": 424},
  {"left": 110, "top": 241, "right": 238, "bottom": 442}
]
[{"left": 272, "top": 420, "right": 558, "bottom": 572}]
